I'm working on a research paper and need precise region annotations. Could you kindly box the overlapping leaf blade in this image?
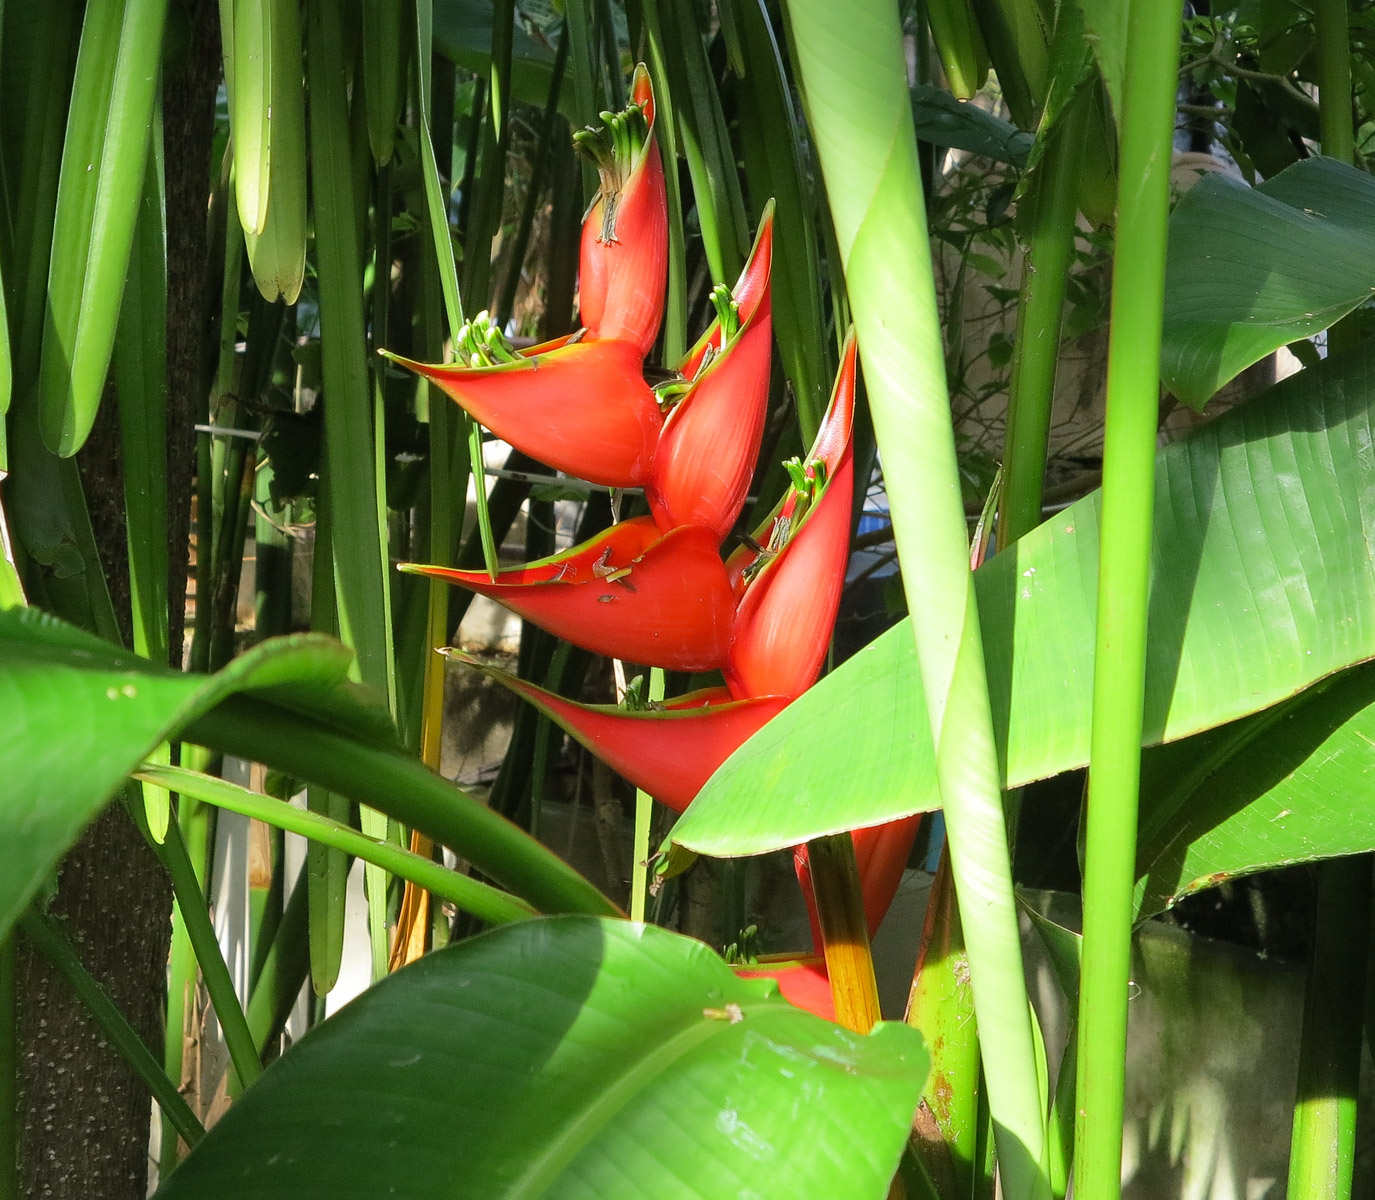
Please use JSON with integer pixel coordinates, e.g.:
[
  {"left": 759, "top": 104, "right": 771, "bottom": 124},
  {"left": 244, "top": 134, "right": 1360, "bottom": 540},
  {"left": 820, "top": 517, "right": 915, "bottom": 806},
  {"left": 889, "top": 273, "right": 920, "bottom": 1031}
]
[
  {"left": 1162, "top": 157, "right": 1375, "bottom": 407},
  {"left": 153, "top": 916, "right": 929, "bottom": 1200},
  {"left": 679, "top": 342, "right": 1375, "bottom": 855}
]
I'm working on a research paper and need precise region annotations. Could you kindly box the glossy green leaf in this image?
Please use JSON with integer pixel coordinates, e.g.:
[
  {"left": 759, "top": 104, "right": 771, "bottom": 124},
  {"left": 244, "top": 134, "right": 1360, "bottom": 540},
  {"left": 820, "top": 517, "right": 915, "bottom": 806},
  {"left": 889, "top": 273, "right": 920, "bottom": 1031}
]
[
  {"left": 0, "top": 607, "right": 393, "bottom": 941},
  {"left": 38, "top": 0, "right": 172, "bottom": 456},
  {"left": 1134, "top": 664, "right": 1375, "bottom": 919},
  {"left": 154, "top": 917, "right": 929, "bottom": 1200},
  {"left": 1162, "top": 157, "right": 1375, "bottom": 408},
  {"left": 682, "top": 341, "right": 1375, "bottom": 853}
]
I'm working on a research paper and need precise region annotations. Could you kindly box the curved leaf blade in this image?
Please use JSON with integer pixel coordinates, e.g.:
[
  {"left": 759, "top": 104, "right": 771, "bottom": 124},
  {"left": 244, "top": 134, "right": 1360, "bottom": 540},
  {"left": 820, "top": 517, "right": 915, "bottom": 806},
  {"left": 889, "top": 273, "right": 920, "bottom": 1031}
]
[
  {"left": 1162, "top": 157, "right": 1375, "bottom": 407},
  {"left": 154, "top": 917, "right": 929, "bottom": 1200}
]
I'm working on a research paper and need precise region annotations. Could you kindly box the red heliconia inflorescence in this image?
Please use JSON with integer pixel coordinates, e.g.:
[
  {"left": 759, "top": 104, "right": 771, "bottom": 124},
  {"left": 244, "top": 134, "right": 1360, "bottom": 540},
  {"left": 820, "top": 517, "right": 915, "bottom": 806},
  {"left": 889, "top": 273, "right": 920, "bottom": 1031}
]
[{"left": 383, "top": 69, "right": 923, "bottom": 1023}]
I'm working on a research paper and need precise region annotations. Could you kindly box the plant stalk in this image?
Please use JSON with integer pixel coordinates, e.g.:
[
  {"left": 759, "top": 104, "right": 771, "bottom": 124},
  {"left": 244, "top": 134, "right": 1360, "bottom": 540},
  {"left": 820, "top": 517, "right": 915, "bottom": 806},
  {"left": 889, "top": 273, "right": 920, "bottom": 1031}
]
[
  {"left": 1287, "top": 856, "right": 1370, "bottom": 1199},
  {"left": 999, "top": 97, "right": 1087, "bottom": 548},
  {"left": 808, "top": 833, "right": 881, "bottom": 1034},
  {"left": 1073, "top": 4, "right": 1182, "bottom": 1198}
]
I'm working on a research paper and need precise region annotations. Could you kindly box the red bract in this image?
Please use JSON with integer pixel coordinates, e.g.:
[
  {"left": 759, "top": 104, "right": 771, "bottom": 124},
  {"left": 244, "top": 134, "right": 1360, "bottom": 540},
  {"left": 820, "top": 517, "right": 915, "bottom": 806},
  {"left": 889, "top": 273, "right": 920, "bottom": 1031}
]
[
  {"left": 736, "top": 958, "right": 836, "bottom": 1023},
  {"left": 793, "top": 814, "right": 925, "bottom": 944},
  {"left": 383, "top": 335, "right": 661, "bottom": 490},
  {"left": 578, "top": 65, "right": 667, "bottom": 355},
  {"left": 400, "top": 517, "right": 735, "bottom": 673},
  {"left": 725, "top": 332, "right": 857, "bottom": 700},
  {"left": 448, "top": 655, "right": 789, "bottom": 814},
  {"left": 647, "top": 210, "right": 775, "bottom": 542}
]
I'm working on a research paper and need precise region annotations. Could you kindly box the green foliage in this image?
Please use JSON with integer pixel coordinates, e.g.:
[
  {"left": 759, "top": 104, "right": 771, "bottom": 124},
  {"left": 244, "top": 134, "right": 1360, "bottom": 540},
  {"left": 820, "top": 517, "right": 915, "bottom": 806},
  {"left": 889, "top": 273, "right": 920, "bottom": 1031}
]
[{"left": 154, "top": 917, "right": 930, "bottom": 1200}]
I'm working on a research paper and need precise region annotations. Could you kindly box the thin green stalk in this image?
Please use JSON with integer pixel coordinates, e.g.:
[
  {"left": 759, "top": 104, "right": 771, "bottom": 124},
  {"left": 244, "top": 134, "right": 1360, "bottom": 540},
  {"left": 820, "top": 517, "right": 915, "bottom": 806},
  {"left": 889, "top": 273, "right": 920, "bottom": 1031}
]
[
  {"left": 461, "top": 0, "right": 514, "bottom": 309},
  {"left": 785, "top": 0, "right": 1047, "bottom": 1191},
  {"left": 18, "top": 907, "right": 204, "bottom": 1149},
  {"left": 228, "top": 867, "right": 310, "bottom": 1101},
  {"left": 1074, "top": 5, "right": 1182, "bottom": 1199},
  {"left": 999, "top": 96, "right": 1087, "bottom": 548},
  {"left": 186, "top": 697, "right": 621, "bottom": 918},
  {"left": 139, "top": 764, "right": 538, "bottom": 926},
  {"left": 154, "top": 803, "right": 262, "bottom": 1092},
  {"left": 1315, "top": 0, "right": 1354, "bottom": 164},
  {"left": 159, "top": 787, "right": 211, "bottom": 1177},
  {"left": 0, "top": 934, "right": 15, "bottom": 1200},
  {"left": 1047, "top": 1024, "right": 1077, "bottom": 1200},
  {"left": 628, "top": 666, "right": 664, "bottom": 922},
  {"left": 1287, "top": 857, "right": 1370, "bottom": 1199}
]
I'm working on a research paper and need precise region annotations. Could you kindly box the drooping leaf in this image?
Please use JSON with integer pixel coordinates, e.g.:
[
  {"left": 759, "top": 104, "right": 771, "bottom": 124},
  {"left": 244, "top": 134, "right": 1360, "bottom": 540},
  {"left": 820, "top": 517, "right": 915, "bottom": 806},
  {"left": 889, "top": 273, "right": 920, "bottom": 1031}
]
[
  {"left": 0, "top": 608, "right": 614, "bottom": 938},
  {"left": 1133, "top": 663, "right": 1375, "bottom": 919},
  {"left": 1162, "top": 157, "right": 1375, "bottom": 407},
  {"left": 154, "top": 917, "right": 929, "bottom": 1200},
  {"left": 0, "top": 608, "right": 393, "bottom": 940},
  {"left": 679, "top": 341, "right": 1375, "bottom": 855}
]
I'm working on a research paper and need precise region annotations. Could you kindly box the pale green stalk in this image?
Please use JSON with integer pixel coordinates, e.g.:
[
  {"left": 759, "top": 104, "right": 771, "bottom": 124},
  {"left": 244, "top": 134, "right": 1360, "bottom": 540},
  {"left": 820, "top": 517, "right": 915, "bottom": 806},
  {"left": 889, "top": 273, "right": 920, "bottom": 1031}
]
[
  {"left": 1074, "top": 4, "right": 1182, "bottom": 1198},
  {"left": 138, "top": 765, "right": 537, "bottom": 926},
  {"left": 784, "top": 2, "right": 1047, "bottom": 1192},
  {"left": 629, "top": 667, "right": 665, "bottom": 923},
  {"left": 999, "top": 98, "right": 1087, "bottom": 547}
]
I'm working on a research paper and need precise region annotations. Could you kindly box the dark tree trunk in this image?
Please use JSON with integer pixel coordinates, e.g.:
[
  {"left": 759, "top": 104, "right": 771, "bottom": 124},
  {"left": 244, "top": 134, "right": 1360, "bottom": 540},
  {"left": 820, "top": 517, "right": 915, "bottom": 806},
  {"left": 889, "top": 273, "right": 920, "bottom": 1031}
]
[{"left": 15, "top": 5, "right": 219, "bottom": 1197}]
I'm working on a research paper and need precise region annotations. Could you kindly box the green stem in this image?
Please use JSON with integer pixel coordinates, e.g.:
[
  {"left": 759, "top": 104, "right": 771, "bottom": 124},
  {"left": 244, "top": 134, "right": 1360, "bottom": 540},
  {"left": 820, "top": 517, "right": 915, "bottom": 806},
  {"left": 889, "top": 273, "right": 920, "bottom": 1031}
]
[
  {"left": 999, "top": 97, "right": 1087, "bottom": 548},
  {"left": 1287, "top": 857, "right": 1370, "bottom": 1200},
  {"left": 139, "top": 764, "right": 537, "bottom": 926},
  {"left": 228, "top": 868, "right": 310, "bottom": 1101},
  {"left": 185, "top": 698, "right": 621, "bottom": 918},
  {"left": 154, "top": 801, "right": 262, "bottom": 1092},
  {"left": 1315, "top": 0, "right": 1354, "bottom": 164},
  {"left": 1074, "top": 4, "right": 1182, "bottom": 1198},
  {"left": 629, "top": 666, "right": 664, "bottom": 923},
  {"left": 0, "top": 935, "right": 16, "bottom": 1200},
  {"left": 17, "top": 908, "right": 204, "bottom": 1149},
  {"left": 905, "top": 850, "right": 978, "bottom": 1197}
]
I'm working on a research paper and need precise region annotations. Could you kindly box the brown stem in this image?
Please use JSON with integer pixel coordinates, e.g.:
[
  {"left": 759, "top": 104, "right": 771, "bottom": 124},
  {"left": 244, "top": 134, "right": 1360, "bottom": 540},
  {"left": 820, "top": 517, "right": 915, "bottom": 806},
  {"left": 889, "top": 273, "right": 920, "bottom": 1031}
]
[{"left": 807, "top": 833, "right": 882, "bottom": 1034}]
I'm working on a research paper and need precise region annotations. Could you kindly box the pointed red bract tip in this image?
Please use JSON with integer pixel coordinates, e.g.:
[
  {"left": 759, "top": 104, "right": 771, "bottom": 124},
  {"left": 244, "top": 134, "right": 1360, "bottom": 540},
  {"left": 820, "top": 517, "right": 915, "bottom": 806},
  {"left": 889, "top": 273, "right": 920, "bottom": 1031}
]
[
  {"left": 405, "top": 521, "right": 737, "bottom": 673},
  {"left": 793, "top": 814, "right": 924, "bottom": 950},
  {"left": 577, "top": 71, "right": 667, "bottom": 355},
  {"left": 725, "top": 337, "right": 857, "bottom": 700},
  {"left": 678, "top": 206, "right": 776, "bottom": 381},
  {"left": 736, "top": 957, "right": 836, "bottom": 1022},
  {"left": 647, "top": 293, "right": 773, "bottom": 542},
  {"left": 452, "top": 653, "right": 790, "bottom": 813},
  {"left": 396, "top": 337, "right": 662, "bottom": 488}
]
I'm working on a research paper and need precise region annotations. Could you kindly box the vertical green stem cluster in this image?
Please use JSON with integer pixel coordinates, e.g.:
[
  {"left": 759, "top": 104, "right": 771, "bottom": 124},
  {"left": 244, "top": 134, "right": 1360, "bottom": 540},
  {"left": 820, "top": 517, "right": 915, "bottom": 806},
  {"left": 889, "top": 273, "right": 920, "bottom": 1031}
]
[
  {"left": 1074, "top": 4, "right": 1181, "bottom": 1198},
  {"left": 1315, "top": 0, "right": 1354, "bottom": 164}
]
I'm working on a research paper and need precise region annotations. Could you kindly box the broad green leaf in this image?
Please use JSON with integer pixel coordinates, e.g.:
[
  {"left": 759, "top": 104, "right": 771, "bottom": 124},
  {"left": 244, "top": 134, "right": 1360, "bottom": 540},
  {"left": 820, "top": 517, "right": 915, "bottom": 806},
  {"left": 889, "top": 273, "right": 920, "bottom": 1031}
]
[
  {"left": 1075, "top": 0, "right": 1126, "bottom": 123},
  {"left": 1162, "top": 157, "right": 1375, "bottom": 407},
  {"left": 0, "top": 608, "right": 393, "bottom": 940},
  {"left": 681, "top": 342, "right": 1375, "bottom": 854},
  {"left": 154, "top": 917, "right": 929, "bottom": 1200},
  {"left": 1134, "top": 664, "right": 1375, "bottom": 919}
]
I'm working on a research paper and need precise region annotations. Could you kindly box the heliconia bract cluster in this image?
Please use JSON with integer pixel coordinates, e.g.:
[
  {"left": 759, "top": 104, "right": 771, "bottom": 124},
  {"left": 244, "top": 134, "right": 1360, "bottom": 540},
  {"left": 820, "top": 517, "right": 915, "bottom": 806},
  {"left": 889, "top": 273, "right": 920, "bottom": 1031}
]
[{"left": 384, "top": 67, "right": 919, "bottom": 1020}]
